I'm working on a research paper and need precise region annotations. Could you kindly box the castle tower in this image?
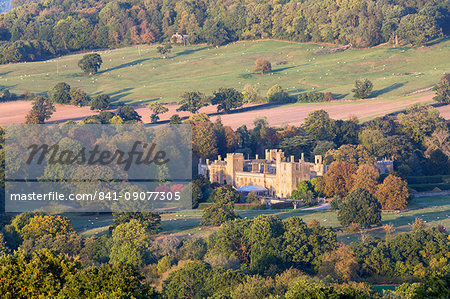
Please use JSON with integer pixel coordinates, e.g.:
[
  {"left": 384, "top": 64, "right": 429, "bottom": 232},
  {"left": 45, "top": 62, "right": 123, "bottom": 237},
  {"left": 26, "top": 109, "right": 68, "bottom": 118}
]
[{"left": 226, "top": 153, "right": 244, "bottom": 186}]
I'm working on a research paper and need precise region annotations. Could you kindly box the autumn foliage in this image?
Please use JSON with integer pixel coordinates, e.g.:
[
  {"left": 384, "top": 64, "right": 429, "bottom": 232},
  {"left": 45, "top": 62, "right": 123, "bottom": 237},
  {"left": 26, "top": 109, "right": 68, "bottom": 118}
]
[
  {"left": 319, "top": 161, "right": 356, "bottom": 198},
  {"left": 375, "top": 174, "right": 409, "bottom": 210}
]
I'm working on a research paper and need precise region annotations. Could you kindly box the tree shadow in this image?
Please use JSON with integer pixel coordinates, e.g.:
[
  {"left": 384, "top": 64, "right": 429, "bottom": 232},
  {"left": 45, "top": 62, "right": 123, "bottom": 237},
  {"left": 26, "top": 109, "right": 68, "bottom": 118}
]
[
  {"left": 385, "top": 209, "right": 449, "bottom": 227},
  {"left": 287, "top": 88, "right": 305, "bottom": 96},
  {"left": 98, "top": 58, "right": 150, "bottom": 74},
  {"left": 370, "top": 82, "right": 406, "bottom": 98},
  {"left": 106, "top": 88, "right": 134, "bottom": 101},
  {"left": 333, "top": 93, "right": 349, "bottom": 100},
  {"left": 0, "top": 71, "right": 12, "bottom": 77},
  {"left": 0, "top": 84, "right": 17, "bottom": 91},
  {"left": 270, "top": 65, "right": 301, "bottom": 73},
  {"left": 174, "top": 47, "right": 208, "bottom": 57}
]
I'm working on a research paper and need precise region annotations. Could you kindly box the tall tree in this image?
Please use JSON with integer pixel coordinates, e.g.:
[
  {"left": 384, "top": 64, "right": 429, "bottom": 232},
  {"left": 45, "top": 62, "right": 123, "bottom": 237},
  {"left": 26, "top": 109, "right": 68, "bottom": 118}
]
[
  {"left": 352, "top": 164, "right": 380, "bottom": 194},
  {"left": 177, "top": 91, "right": 208, "bottom": 114},
  {"left": 148, "top": 102, "right": 169, "bottom": 123},
  {"left": 201, "top": 187, "right": 238, "bottom": 226},
  {"left": 352, "top": 79, "right": 373, "bottom": 99},
  {"left": 432, "top": 75, "right": 450, "bottom": 103},
  {"left": 211, "top": 88, "right": 244, "bottom": 113},
  {"left": 320, "top": 161, "right": 356, "bottom": 198},
  {"left": 27, "top": 96, "right": 55, "bottom": 124},
  {"left": 375, "top": 174, "right": 409, "bottom": 210},
  {"left": 398, "top": 104, "right": 444, "bottom": 144},
  {"left": 337, "top": 188, "right": 382, "bottom": 228},
  {"left": 90, "top": 94, "right": 110, "bottom": 111},
  {"left": 304, "top": 110, "right": 336, "bottom": 141},
  {"left": 78, "top": 53, "right": 102, "bottom": 75},
  {"left": 253, "top": 59, "right": 271, "bottom": 74},
  {"left": 48, "top": 82, "right": 71, "bottom": 104},
  {"left": 110, "top": 219, "right": 150, "bottom": 267}
]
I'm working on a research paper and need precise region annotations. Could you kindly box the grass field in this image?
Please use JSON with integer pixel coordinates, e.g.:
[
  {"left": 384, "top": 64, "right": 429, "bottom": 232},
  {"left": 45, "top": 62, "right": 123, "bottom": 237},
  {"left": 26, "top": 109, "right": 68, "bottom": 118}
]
[
  {"left": 1, "top": 39, "right": 449, "bottom": 104},
  {"left": 68, "top": 195, "right": 450, "bottom": 243}
]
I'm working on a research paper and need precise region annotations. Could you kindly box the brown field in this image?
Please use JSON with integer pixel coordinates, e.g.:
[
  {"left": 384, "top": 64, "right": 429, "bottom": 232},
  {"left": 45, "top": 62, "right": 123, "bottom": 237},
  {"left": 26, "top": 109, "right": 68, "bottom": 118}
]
[{"left": 0, "top": 92, "right": 448, "bottom": 128}]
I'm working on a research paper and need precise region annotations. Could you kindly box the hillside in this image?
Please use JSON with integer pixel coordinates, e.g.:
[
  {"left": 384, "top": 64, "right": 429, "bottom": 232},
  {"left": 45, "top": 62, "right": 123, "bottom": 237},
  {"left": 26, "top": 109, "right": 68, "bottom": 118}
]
[
  {"left": 0, "top": 39, "right": 449, "bottom": 104},
  {"left": 0, "top": 0, "right": 448, "bottom": 65}
]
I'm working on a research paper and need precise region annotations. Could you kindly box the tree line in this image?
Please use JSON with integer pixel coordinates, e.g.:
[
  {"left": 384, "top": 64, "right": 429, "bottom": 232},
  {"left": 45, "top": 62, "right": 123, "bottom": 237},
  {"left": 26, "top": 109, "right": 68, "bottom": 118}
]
[
  {"left": 0, "top": 0, "right": 448, "bottom": 63},
  {"left": 0, "top": 210, "right": 448, "bottom": 297}
]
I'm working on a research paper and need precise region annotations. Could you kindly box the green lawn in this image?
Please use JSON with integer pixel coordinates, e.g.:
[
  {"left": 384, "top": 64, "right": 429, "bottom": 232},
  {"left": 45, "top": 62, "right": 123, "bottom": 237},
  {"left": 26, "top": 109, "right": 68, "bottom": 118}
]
[
  {"left": 67, "top": 195, "right": 450, "bottom": 241},
  {"left": 1, "top": 39, "right": 449, "bottom": 103}
]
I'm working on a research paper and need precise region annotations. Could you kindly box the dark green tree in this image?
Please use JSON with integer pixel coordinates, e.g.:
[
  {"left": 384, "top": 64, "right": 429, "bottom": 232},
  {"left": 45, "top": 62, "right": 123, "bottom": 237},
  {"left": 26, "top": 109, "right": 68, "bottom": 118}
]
[
  {"left": 432, "top": 75, "right": 450, "bottom": 103},
  {"left": 337, "top": 188, "right": 381, "bottom": 228},
  {"left": 69, "top": 88, "right": 90, "bottom": 107},
  {"left": 352, "top": 79, "right": 373, "bottom": 99},
  {"left": 170, "top": 114, "right": 182, "bottom": 124},
  {"left": 48, "top": 82, "right": 71, "bottom": 104},
  {"left": 211, "top": 88, "right": 244, "bottom": 113},
  {"left": 90, "top": 94, "right": 110, "bottom": 111},
  {"left": 78, "top": 53, "right": 102, "bottom": 75},
  {"left": 303, "top": 110, "right": 336, "bottom": 141},
  {"left": 162, "top": 261, "right": 211, "bottom": 298},
  {"left": 116, "top": 105, "right": 141, "bottom": 122},
  {"left": 203, "top": 20, "right": 230, "bottom": 47},
  {"left": 209, "top": 185, "right": 241, "bottom": 203},
  {"left": 156, "top": 43, "right": 172, "bottom": 59},
  {"left": 201, "top": 187, "right": 238, "bottom": 226},
  {"left": 27, "top": 96, "right": 55, "bottom": 124},
  {"left": 177, "top": 91, "right": 208, "bottom": 114}
]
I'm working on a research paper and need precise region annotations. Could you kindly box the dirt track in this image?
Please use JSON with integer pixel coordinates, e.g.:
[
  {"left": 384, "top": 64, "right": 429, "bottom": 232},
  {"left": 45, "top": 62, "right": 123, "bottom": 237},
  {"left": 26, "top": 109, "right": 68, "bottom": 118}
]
[{"left": 0, "top": 93, "right": 448, "bottom": 128}]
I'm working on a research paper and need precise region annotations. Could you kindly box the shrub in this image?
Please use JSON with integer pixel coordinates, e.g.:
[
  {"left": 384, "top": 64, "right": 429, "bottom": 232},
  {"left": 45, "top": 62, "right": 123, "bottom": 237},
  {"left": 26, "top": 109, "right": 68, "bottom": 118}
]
[
  {"left": 267, "top": 85, "right": 292, "bottom": 103},
  {"left": 297, "top": 92, "right": 334, "bottom": 103}
]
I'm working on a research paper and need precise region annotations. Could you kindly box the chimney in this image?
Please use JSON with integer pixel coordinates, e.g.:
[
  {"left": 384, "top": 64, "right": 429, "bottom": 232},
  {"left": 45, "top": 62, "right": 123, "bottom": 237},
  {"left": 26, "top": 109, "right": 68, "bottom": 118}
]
[
  {"left": 255, "top": 154, "right": 259, "bottom": 160},
  {"left": 291, "top": 155, "right": 295, "bottom": 162},
  {"left": 206, "top": 159, "right": 210, "bottom": 165},
  {"left": 301, "top": 153, "right": 305, "bottom": 162},
  {"left": 218, "top": 155, "right": 221, "bottom": 161}
]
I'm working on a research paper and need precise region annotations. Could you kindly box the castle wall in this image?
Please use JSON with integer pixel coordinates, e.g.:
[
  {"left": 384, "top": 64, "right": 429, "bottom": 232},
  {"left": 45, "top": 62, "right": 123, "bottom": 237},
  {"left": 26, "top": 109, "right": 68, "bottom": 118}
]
[{"left": 200, "top": 151, "right": 327, "bottom": 198}]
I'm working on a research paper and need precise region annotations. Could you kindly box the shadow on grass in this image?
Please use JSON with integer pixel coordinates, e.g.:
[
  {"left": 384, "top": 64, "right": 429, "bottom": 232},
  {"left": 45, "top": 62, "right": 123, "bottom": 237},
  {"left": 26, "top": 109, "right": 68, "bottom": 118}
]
[
  {"left": 271, "top": 65, "right": 301, "bottom": 73},
  {"left": 98, "top": 58, "right": 150, "bottom": 74},
  {"left": 0, "top": 71, "right": 12, "bottom": 77},
  {"left": 385, "top": 209, "right": 449, "bottom": 227},
  {"left": 174, "top": 47, "right": 208, "bottom": 57},
  {"left": 107, "top": 88, "right": 134, "bottom": 101},
  {"left": 334, "top": 93, "right": 349, "bottom": 99},
  {"left": 0, "top": 84, "right": 17, "bottom": 91},
  {"left": 370, "top": 82, "right": 406, "bottom": 98}
]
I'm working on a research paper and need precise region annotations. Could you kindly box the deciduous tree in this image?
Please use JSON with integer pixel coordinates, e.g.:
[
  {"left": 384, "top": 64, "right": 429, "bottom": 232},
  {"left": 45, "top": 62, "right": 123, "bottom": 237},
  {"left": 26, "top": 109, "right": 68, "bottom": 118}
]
[
  {"left": 177, "top": 91, "right": 208, "bottom": 114},
  {"left": 148, "top": 102, "right": 169, "bottom": 123},
  {"left": 253, "top": 58, "right": 271, "bottom": 74},
  {"left": 352, "top": 164, "right": 379, "bottom": 194},
  {"left": 211, "top": 88, "right": 244, "bottom": 113},
  {"left": 352, "top": 79, "right": 373, "bottom": 99},
  {"left": 337, "top": 188, "right": 381, "bottom": 228},
  {"left": 78, "top": 53, "right": 102, "bottom": 75},
  {"left": 90, "top": 94, "right": 110, "bottom": 111},
  {"left": 375, "top": 174, "right": 409, "bottom": 210}
]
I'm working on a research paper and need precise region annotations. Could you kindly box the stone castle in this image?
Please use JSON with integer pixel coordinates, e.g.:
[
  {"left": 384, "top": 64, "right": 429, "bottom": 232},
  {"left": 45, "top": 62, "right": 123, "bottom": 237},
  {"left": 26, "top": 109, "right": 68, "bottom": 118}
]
[{"left": 198, "top": 149, "right": 328, "bottom": 198}]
